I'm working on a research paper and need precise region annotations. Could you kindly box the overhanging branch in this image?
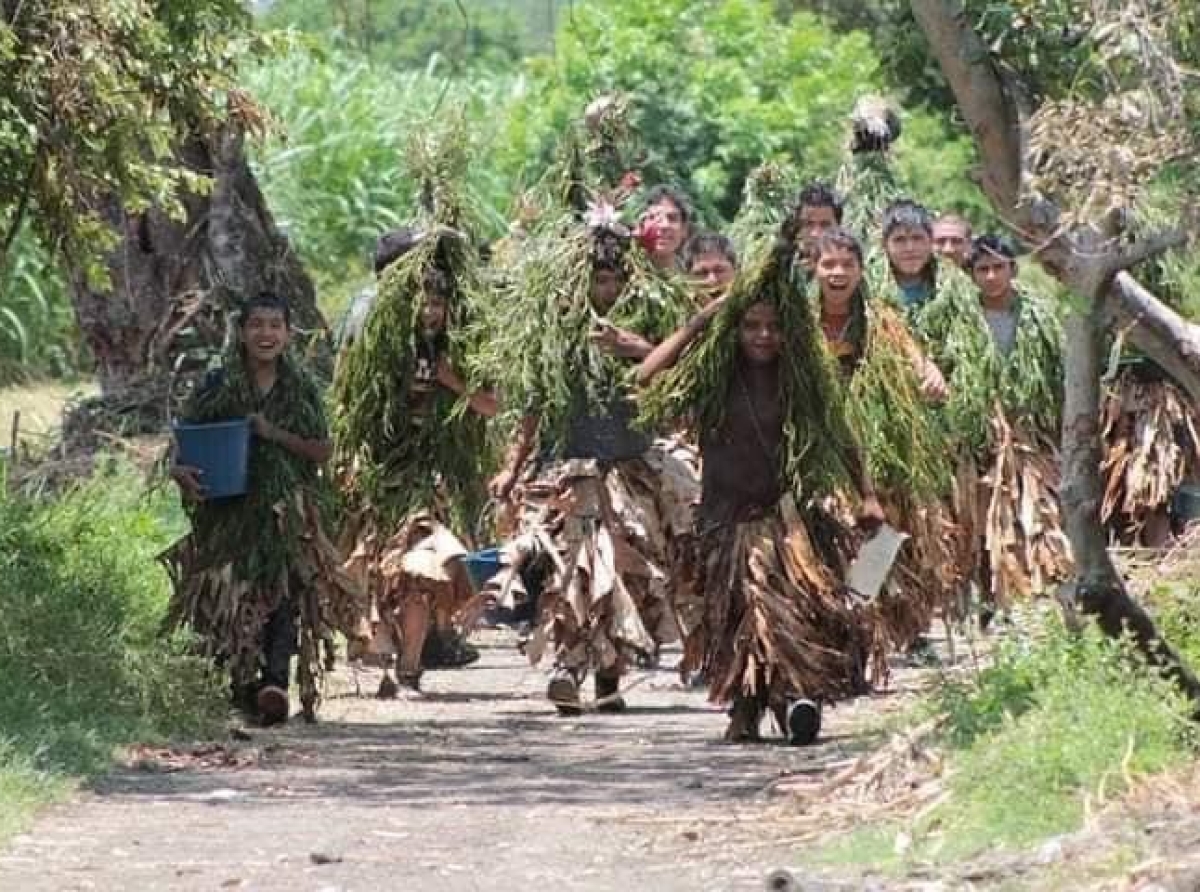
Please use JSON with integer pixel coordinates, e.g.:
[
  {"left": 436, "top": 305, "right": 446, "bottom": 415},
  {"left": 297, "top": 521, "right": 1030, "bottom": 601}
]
[
  {"left": 1105, "top": 271, "right": 1200, "bottom": 405},
  {"left": 1108, "top": 228, "right": 1192, "bottom": 275}
]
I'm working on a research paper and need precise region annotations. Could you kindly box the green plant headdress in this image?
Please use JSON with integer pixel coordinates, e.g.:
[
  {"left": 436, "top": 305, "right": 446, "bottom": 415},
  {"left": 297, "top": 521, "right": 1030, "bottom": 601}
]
[
  {"left": 640, "top": 236, "right": 863, "bottom": 498},
  {"left": 469, "top": 206, "right": 690, "bottom": 443},
  {"left": 331, "top": 111, "right": 491, "bottom": 530}
]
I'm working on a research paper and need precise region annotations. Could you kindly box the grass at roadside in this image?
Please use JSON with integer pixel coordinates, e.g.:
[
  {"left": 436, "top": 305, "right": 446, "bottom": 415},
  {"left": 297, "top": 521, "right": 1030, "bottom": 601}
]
[
  {"left": 804, "top": 607, "right": 1200, "bottom": 875},
  {"left": 0, "top": 459, "right": 226, "bottom": 842}
]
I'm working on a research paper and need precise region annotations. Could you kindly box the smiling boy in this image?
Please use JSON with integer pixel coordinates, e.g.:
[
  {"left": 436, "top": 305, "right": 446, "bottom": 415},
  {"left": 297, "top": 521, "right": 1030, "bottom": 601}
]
[{"left": 166, "top": 293, "right": 364, "bottom": 726}]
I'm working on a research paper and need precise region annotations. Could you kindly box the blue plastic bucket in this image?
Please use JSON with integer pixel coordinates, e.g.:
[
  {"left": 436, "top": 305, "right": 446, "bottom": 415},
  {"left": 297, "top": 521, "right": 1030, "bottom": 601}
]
[
  {"left": 173, "top": 418, "right": 251, "bottom": 499},
  {"left": 462, "top": 547, "right": 503, "bottom": 591},
  {"left": 1172, "top": 483, "right": 1200, "bottom": 525}
]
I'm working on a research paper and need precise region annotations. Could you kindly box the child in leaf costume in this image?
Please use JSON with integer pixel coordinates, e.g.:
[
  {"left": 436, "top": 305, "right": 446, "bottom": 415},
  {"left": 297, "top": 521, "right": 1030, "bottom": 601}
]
[
  {"left": 480, "top": 213, "right": 695, "bottom": 714},
  {"left": 334, "top": 227, "right": 496, "bottom": 697},
  {"left": 639, "top": 236, "right": 883, "bottom": 745},
  {"left": 1100, "top": 358, "right": 1200, "bottom": 544},
  {"left": 810, "top": 229, "right": 960, "bottom": 657},
  {"left": 164, "top": 294, "right": 366, "bottom": 725},
  {"left": 917, "top": 234, "right": 1069, "bottom": 609}
]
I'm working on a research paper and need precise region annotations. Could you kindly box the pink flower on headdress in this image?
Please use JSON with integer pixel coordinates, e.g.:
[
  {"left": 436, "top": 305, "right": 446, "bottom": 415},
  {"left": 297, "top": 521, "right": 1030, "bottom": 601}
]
[{"left": 585, "top": 200, "right": 622, "bottom": 231}]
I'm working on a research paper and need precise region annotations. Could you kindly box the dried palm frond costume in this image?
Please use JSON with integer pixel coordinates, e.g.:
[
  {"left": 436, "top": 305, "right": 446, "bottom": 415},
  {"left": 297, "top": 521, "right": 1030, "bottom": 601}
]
[
  {"left": 914, "top": 273, "right": 1070, "bottom": 607},
  {"left": 1101, "top": 361, "right": 1200, "bottom": 542},
  {"left": 472, "top": 212, "right": 694, "bottom": 703},
  {"left": 163, "top": 349, "right": 365, "bottom": 719},
  {"left": 815, "top": 275, "right": 958, "bottom": 653},
  {"left": 641, "top": 237, "right": 880, "bottom": 737},
  {"left": 333, "top": 118, "right": 493, "bottom": 693}
]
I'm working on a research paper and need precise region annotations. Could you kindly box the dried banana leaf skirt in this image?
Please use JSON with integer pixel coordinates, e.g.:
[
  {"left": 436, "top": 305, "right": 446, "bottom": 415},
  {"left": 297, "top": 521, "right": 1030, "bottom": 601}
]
[
  {"left": 515, "top": 453, "right": 683, "bottom": 675},
  {"left": 684, "top": 497, "right": 876, "bottom": 707},
  {"left": 342, "top": 511, "right": 476, "bottom": 659}
]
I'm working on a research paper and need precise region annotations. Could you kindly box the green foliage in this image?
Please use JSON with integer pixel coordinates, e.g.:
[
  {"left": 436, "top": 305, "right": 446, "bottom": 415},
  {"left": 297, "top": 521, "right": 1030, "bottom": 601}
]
[
  {"left": 0, "top": 461, "right": 226, "bottom": 839},
  {"left": 0, "top": 226, "right": 80, "bottom": 385},
  {"left": 924, "top": 617, "right": 1196, "bottom": 857},
  {"left": 503, "top": 0, "right": 986, "bottom": 226},
  {"left": 333, "top": 230, "right": 491, "bottom": 531},
  {"left": 258, "top": 0, "right": 552, "bottom": 71},
  {"left": 0, "top": 0, "right": 261, "bottom": 289},
  {"left": 244, "top": 48, "right": 517, "bottom": 317},
  {"left": 811, "top": 613, "right": 1198, "bottom": 869},
  {"left": 469, "top": 216, "right": 691, "bottom": 445},
  {"left": 496, "top": 0, "right": 886, "bottom": 221}
]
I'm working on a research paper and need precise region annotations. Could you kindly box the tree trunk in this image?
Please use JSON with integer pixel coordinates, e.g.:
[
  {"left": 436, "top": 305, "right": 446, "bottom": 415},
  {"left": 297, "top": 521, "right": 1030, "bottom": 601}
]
[
  {"left": 1062, "top": 270, "right": 1200, "bottom": 711},
  {"left": 63, "top": 128, "right": 331, "bottom": 447}
]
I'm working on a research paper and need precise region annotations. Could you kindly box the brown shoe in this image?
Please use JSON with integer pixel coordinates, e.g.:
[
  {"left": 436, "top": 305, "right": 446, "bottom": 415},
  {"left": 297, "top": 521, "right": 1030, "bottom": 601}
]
[{"left": 256, "top": 685, "right": 289, "bottom": 727}]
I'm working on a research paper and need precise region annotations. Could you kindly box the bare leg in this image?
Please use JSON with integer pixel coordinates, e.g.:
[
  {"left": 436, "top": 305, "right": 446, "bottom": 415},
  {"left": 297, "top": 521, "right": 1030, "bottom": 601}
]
[
  {"left": 397, "top": 593, "right": 432, "bottom": 691},
  {"left": 376, "top": 653, "right": 399, "bottom": 699}
]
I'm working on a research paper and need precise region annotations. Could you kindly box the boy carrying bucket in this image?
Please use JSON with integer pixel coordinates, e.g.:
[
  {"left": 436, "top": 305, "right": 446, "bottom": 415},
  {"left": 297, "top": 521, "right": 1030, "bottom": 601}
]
[{"left": 164, "top": 293, "right": 366, "bottom": 725}]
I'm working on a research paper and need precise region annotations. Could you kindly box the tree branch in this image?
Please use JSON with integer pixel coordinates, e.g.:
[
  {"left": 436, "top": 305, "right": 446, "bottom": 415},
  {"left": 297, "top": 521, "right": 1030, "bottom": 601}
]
[
  {"left": 1104, "top": 272, "right": 1200, "bottom": 405},
  {"left": 1107, "top": 228, "right": 1192, "bottom": 275},
  {"left": 908, "top": 0, "right": 1023, "bottom": 213}
]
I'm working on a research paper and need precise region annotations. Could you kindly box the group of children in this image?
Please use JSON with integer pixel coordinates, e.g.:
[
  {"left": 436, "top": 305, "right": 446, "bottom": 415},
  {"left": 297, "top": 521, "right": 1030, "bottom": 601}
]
[{"left": 163, "top": 122, "right": 1193, "bottom": 743}]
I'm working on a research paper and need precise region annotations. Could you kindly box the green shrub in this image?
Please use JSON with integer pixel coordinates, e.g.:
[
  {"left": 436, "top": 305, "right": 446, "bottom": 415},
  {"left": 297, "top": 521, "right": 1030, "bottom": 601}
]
[
  {"left": 0, "top": 461, "right": 226, "bottom": 837},
  {"left": 810, "top": 614, "right": 1198, "bottom": 870},
  {"left": 921, "top": 616, "right": 1197, "bottom": 858}
]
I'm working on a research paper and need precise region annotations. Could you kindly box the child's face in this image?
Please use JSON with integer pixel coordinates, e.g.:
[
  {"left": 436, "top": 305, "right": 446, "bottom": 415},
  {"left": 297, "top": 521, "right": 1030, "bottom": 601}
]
[
  {"left": 421, "top": 293, "right": 448, "bottom": 336},
  {"left": 688, "top": 250, "right": 736, "bottom": 295},
  {"left": 885, "top": 225, "right": 933, "bottom": 278},
  {"left": 591, "top": 267, "right": 625, "bottom": 312},
  {"left": 240, "top": 308, "right": 290, "bottom": 364},
  {"left": 642, "top": 198, "right": 687, "bottom": 257},
  {"left": 797, "top": 203, "right": 839, "bottom": 268},
  {"left": 738, "top": 301, "right": 783, "bottom": 365},
  {"left": 815, "top": 245, "right": 862, "bottom": 308},
  {"left": 971, "top": 252, "right": 1016, "bottom": 303}
]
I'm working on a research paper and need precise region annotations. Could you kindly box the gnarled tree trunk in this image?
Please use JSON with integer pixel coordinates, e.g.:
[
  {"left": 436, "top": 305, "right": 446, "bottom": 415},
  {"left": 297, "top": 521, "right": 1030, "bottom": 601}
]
[{"left": 64, "top": 127, "right": 331, "bottom": 447}]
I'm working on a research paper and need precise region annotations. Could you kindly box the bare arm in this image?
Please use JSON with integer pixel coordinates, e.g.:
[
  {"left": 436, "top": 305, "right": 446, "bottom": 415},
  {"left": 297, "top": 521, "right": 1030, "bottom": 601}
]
[
  {"left": 436, "top": 357, "right": 499, "bottom": 417},
  {"left": 591, "top": 322, "right": 655, "bottom": 361},
  {"left": 488, "top": 413, "right": 539, "bottom": 499},
  {"left": 635, "top": 296, "right": 726, "bottom": 387}
]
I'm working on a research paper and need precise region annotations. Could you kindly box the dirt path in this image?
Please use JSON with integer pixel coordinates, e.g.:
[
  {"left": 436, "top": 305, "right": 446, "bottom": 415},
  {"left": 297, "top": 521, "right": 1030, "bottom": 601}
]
[{"left": 0, "top": 633, "right": 909, "bottom": 892}]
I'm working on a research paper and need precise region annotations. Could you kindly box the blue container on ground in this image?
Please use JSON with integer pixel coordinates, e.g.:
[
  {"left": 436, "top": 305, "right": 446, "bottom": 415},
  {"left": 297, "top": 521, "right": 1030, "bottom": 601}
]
[
  {"left": 173, "top": 418, "right": 252, "bottom": 499},
  {"left": 462, "top": 547, "right": 503, "bottom": 591},
  {"left": 1172, "top": 483, "right": 1200, "bottom": 526}
]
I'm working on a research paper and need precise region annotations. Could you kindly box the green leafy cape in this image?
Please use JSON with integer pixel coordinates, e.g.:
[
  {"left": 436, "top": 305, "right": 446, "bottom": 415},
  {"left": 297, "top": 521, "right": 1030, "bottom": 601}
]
[{"left": 640, "top": 239, "right": 862, "bottom": 498}]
